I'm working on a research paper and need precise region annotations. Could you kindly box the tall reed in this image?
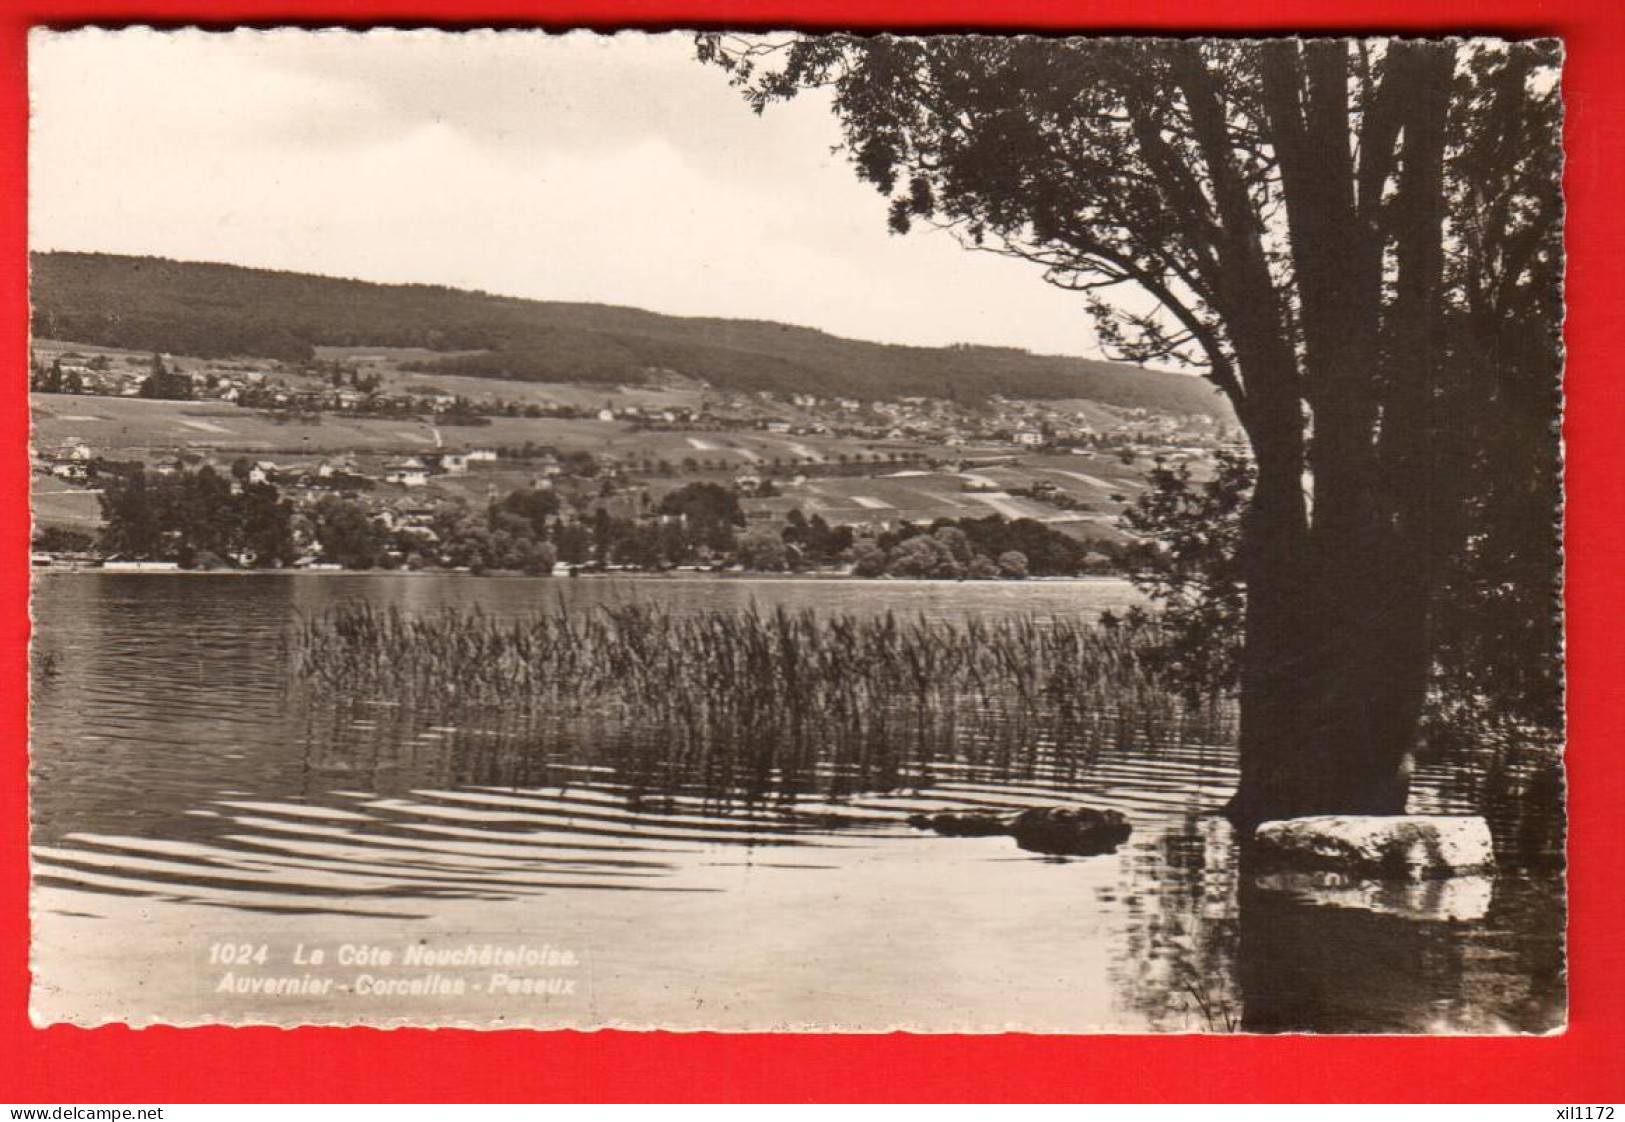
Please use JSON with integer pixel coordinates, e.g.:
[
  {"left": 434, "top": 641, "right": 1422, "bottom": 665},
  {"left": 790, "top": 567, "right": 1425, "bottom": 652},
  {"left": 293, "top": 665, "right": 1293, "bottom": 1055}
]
[{"left": 292, "top": 601, "right": 1227, "bottom": 805}]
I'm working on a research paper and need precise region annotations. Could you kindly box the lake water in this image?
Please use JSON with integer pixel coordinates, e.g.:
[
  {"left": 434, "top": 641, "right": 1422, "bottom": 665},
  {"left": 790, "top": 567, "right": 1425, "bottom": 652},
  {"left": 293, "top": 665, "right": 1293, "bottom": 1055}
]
[{"left": 28, "top": 572, "right": 1564, "bottom": 1033}]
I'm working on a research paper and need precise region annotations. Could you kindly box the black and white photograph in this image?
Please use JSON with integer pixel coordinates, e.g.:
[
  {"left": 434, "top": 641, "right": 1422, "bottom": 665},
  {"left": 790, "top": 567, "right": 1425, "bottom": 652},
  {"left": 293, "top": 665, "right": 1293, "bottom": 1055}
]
[{"left": 26, "top": 28, "right": 1565, "bottom": 1033}]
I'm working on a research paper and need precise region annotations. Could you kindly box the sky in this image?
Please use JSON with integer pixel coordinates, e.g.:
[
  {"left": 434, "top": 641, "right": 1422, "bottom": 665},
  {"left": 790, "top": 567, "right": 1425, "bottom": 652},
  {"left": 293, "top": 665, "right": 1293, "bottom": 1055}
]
[{"left": 29, "top": 28, "right": 1110, "bottom": 357}]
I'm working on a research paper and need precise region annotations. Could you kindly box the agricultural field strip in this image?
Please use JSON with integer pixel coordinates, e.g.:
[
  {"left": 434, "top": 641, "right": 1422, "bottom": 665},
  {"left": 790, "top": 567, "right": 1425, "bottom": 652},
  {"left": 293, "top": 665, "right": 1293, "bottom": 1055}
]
[
  {"left": 1039, "top": 467, "right": 1147, "bottom": 491},
  {"left": 964, "top": 493, "right": 1045, "bottom": 520},
  {"left": 33, "top": 395, "right": 917, "bottom": 465}
]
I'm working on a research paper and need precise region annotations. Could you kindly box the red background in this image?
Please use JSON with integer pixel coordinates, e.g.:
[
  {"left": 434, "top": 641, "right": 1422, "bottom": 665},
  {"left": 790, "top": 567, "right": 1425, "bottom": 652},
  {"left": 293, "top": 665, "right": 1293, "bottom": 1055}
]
[{"left": 1, "top": 0, "right": 1620, "bottom": 1104}]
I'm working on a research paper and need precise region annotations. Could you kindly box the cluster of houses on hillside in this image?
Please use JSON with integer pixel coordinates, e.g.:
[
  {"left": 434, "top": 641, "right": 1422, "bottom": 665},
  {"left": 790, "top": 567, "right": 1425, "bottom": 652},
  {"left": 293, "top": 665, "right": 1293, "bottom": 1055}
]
[
  {"left": 378, "top": 447, "right": 501, "bottom": 487},
  {"left": 722, "top": 389, "right": 1235, "bottom": 454},
  {"left": 33, "top": 352, "right": 279, "bottom": 403},
  {"left": 35, "top": 347, "right": 1236, "bottom": 463},
  {"left": 32, "top": 439, "right": 510, "bottom": 492}
]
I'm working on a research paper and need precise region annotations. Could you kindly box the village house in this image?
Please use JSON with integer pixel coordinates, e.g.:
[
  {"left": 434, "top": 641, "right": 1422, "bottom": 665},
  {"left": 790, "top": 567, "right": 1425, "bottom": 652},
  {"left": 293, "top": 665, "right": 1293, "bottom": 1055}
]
[
  {"left": 49, "top": 460, "right": 90, "bottom": 482},
  {"left": 383, "top": 463, "right": 430, "bottom": 488},
  {"left": 151, "top": 454, "right": 192, "bottom": 477}
]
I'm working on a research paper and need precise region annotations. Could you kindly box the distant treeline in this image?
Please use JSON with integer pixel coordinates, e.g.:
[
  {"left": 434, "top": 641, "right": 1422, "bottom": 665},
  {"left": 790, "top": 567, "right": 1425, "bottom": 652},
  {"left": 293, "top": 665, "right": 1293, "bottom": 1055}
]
[
  {"left": 80, "top": 466, "right": 1123, "bottom": 579},
  {"left": 31, "top": 251, "right": 1230, "bottom": 415}
]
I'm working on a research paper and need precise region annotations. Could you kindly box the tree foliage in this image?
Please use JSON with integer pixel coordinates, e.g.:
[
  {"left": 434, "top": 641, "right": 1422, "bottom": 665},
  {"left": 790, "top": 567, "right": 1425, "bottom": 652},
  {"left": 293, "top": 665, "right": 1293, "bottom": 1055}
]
[
  {"left": 736, "top": 524, "right": 791, "bottom": 571},
  {"left": 1121, "top": 452, "right": 1251, "bottom": 703},
  {"left": 311, "top": 496, "right": 387, "bottom": 570},
  {"left": 657, "top": 482, "right": 745, "bottom": 552},
  {"left": 98, "top": 465, "right": 294, "bottom": 567},
  {"left": 137, "top": 353, "right": 195, "bottom": 401},
  {"left": 700, "top": 34, "right": 1563, "bottom": 819}
]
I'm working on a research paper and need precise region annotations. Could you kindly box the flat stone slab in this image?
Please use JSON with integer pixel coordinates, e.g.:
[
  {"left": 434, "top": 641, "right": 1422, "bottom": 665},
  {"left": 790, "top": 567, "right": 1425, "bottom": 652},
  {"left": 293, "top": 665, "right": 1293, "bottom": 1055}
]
[{"left": 1252, "top": 815, "right": 1494, "bottom": 879}]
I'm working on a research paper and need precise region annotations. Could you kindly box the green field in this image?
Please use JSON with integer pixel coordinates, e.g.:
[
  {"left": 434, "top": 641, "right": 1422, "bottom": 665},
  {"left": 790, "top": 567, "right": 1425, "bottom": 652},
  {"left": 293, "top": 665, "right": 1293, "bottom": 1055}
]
[
  {"left": 29, "top": 384, "right": 1159, "bottom": 542},
  {"left": 31, "top": 475, "right": 103, "bottom": 532},
  {"left": 30, "top": 391, "right": 937, "bottom": 464},
  {"left": 736, "top": 457, "right": 1147, "bottom": 542}
]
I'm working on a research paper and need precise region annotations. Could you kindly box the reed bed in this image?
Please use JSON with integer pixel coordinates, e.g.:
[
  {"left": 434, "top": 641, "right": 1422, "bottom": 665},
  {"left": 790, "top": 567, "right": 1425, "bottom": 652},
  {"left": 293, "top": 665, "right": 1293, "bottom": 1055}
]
[{"left": 292, "top": 601, "right": 1227, "bottom": 804}]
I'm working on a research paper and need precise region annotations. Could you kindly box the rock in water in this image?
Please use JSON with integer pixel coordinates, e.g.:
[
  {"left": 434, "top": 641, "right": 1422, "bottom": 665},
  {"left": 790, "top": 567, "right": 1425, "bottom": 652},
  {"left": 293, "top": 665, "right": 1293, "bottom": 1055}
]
[
  {"left": 906, "top": 810, "right": 1013, "bottom": 837},
  {"left": 1252, "top": 815, "right": 1494, "bottom": 879},
  {"left": 1009, "top": 806, "right": 1132, "bottom": 856}
]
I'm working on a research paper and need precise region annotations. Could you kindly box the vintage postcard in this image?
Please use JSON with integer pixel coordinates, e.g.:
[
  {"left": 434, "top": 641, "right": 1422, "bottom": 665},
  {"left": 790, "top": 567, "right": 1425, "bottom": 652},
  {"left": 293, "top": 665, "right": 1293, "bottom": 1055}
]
[{"left": 26, "top": 28, "right": 1565, "bottom": 1032}]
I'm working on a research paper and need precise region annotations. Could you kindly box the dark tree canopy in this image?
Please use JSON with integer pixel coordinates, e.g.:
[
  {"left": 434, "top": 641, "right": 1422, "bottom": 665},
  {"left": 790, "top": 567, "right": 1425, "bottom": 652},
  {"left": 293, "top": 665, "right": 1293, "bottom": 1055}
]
[
  {"left": 700, "top": 34, "right": 1563, "bottom": 822},
  {"left": 138, "top": 352, "right": 195, "bottom": 401},
  {"left": 98, "top": 466, "right": 295, "bottom": 568},
  {"left": 657, "top": 482, "right": 745, "bottom": 552}
]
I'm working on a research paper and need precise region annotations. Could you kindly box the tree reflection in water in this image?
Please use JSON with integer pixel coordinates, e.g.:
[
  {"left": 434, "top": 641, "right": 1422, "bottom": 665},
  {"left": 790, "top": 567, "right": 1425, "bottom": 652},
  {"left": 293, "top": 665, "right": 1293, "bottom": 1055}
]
[
  {"left": 1108, "top": 814, "right": 1243, "bottom": 1032},
  {"left": 1236, "top": 868, "right": 1565, "bottom": 1033},
  {"left": 1102, "top": 804, "right": 1564, "bottom": 1033}
]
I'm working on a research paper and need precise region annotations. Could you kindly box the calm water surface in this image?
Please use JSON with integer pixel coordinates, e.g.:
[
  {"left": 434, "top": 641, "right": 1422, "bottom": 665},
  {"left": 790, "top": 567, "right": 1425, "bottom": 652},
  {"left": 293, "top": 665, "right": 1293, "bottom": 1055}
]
[{"left": 29, "top": 572, "right": 1563, "bottom": 1032}]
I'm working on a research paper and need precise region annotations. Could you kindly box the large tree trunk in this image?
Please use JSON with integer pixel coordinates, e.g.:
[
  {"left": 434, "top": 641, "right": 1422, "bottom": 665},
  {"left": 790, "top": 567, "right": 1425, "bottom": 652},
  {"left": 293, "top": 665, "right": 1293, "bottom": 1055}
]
[
  {"left": 1229, "top": 519, "right": 1432, "bottom": 827},
  {"left": 1224, "top": 42, "right": 1453, "bottom": 827},
  {"left": 1228, "top": 453, "right": 1314, "bottom": 825}
]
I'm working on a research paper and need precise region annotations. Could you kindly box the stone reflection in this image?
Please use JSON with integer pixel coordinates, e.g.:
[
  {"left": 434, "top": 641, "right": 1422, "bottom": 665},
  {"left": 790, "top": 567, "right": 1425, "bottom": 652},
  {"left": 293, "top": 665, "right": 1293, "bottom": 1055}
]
[
  {"left": 1237, "top": 866, "right": 1566, "bottom": 1034},
  {"left": 1106, "top": 815, "right": 1567, "bottom": 1035}
]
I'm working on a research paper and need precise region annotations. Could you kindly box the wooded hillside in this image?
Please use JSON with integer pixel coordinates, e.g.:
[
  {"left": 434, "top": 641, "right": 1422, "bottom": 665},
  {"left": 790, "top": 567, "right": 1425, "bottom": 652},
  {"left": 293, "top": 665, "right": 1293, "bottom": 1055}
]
[{"left": 31, "top": 251, "right": 1230, "bottom": 417}]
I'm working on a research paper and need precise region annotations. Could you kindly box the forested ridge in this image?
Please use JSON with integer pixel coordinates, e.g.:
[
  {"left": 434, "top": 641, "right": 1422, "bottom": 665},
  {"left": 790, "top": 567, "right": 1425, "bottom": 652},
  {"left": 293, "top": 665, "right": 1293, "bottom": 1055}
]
[{"left": 29, "top": 251, "right": 1229, "bottom": 415}]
